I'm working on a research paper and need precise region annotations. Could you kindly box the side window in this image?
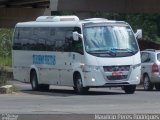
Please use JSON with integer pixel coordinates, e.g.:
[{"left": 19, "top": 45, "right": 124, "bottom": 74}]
[
  {"left": 74, "top": 27, "right": 81, "bottom": 34},
  {"left": 13, "top": 28, "right": 21, "bottom": 50},
  {"left": 13, "top": 27, "right": 37, "bottom": 51},
  {"left": 13, "top": 27, "right": 48, "bottom": 51},
  {"left": 53, "top": 27, "right": 74, "bottom": 52},
  {"left": 46, "top": 28, "right": 56, "bottom": 51},
  {"left": 35, "top": 28, "right": 47, "bottom": 51},
  {"left": 72, "top": 27, "right": 83, "bottom": 54},
  {"left": 13, "top": 26, "right": 82, "bottom": 52},
  {"left": 29, "top": 28, "right": 36, "bottom": 50},
  {"left": 150, "top": 53, "right": 154, "bottom": 62},
  {"left": 64, "top": 28, "right": 74, "bottom": 52},
  {"left": 20, "top": 27, "right": 33, "bottom": 50},
  {"left": 141, "top": 52, "right": 151, "bottom": 63},
  {"left": 54, "top": 28, "right": 66, "bottom": 51},
  {"left": 72, "top": 37, "right": 84, "bottom": 54}
]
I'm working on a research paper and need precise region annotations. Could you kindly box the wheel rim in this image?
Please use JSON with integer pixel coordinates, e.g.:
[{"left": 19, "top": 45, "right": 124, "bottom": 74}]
[{"left": 144, "top": 76, "right": 149, "bottom": 90}]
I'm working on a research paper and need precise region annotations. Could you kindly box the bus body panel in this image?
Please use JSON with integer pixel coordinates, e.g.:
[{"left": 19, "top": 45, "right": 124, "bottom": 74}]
[
  {"left": 13, "top": 50, "right": 85, "bottom": 86},
  {"left": 12, "top": 16, "right": 141, "bottom": 91},
  {"left": 81, "top": 52, "right": 141, "bottom": 87}
]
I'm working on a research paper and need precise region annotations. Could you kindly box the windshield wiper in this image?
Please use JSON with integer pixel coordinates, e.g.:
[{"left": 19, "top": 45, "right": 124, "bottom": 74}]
[
  {"left": 110, "top": 48, "right": 135, "bottom": 54},
  {"left": 88, "top": 50, "right": 117, "bottom": 56}
]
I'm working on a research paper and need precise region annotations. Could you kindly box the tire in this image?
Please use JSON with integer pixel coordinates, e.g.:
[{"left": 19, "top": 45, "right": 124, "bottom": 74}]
[
  {"left": 74, "top": 74, "right": 89, "bottom": 94},
  {"left": 155, "top": 83, "right": 160, "bottom": 91},
  {"left": 143, "top": 74, "right": 154, "bottom": 91},
  {"left": 123, "top": 85, "right": 136, "bottom": 94},
  {"left": 30, "top": 71, "right": 39, "bottom": 91}
]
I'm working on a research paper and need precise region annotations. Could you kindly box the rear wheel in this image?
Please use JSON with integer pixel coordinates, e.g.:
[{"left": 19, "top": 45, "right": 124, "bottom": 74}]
[
  {"left": 123, "top": 85, "right": 136, "bottom": 94},
  {"left": 30, "top": 71, "right": 39, "bottom": 91},
  {"left": 143, "top": 74, "right": 154, "bottom": 91},
  {"left": 74, "top": 74, "right": 89, "bottom": 94},
  {"left": 155, "top": 83, "right": 160, "bottom": 91}
]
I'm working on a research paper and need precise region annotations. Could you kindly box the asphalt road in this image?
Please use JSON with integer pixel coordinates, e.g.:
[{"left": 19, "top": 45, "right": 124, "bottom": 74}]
[{"left": 0, "top": 81, "right": 160, "bottom": 119}]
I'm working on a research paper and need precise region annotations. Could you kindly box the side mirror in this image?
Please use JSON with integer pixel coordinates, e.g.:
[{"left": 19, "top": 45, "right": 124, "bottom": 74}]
[
  {"left": 73, "top": 31, "right": 79, "bottom": 41},
  {"left": 135, "top": 29, "right": 142, "bottom": 39}
]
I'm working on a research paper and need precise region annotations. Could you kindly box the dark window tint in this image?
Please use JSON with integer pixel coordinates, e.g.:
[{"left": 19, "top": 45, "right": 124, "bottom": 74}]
[
  {"left": 72, "top": 37, "right": 84, "bottom": 54},
  {"left": 64, "top": 28, "right": 73, "bottom": 51},
  {"left": 74, "top": 27, "right": 81, "bottom": 34},
  {"left": 46, "top": 28, "right": 56, "bottom": 51},
  {"left": 54, "top": 28, "right": 65, "bottom": 51},
  {"left": 13, "top": 28, "right": 21, "bottom": 50},
  {"left": 21, "top": 27, "right": 37, "bottom": 50},
  {"left": 34, "top": 28, "right": 47, "bottom": 51},
  {"left": 13, "top": 26, "right": 82, "bottom": 53}
]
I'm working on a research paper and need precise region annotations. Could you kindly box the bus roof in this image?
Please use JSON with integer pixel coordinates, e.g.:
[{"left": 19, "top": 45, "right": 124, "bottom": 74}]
[{"left": 15, "top": 15, "right": 128, "bottom": 27}]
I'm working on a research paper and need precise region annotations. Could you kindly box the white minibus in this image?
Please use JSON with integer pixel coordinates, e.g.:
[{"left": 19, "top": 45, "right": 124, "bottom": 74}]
[{"left": 12, "top": 16, "right": 142, "bottom": 94}]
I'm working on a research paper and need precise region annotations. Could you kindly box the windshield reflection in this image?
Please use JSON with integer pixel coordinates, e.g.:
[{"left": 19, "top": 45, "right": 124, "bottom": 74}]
[{"left": 83, "top": 25, "right": 138, "bottom": 57}]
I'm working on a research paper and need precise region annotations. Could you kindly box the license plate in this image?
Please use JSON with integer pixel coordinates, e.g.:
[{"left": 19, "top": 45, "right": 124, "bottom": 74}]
[{"left": 112, "top": 72, "right": 123, "bottom": 76}]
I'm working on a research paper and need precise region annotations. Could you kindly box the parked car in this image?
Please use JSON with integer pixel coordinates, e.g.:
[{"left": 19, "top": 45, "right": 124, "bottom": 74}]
[{"left": 141, "top": 49, "right": 160, "bottom": 91}]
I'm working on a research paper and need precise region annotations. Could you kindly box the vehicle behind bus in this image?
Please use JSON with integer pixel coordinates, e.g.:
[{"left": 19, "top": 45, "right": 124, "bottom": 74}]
[{"left": 12, "top": 16, "right": 142, "bottom": 94}]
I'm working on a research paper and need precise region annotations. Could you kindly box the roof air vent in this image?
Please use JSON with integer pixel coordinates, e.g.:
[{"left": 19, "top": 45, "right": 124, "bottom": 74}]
[{"left": 36, "top": 16, "right": 79, "bottom": 22}]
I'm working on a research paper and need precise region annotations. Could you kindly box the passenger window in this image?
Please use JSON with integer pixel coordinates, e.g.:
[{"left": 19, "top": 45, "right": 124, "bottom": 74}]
[
  {"left": 13, "top": 28, "right": 21, "bottom": 50},
  {"left": 27, "top": 28, "right": 45, "bottom": 51},
  {"left": 46, "top": 28, "right": 56, "bottom": 51},
  {"left": 19, "top": 27, "right": 33, "bottom": 50},
  {"left": 72, "top": 37, "right": 84, "bottom": 54},
  {"left": 74, "top": 27, "right": 81, "bottom": 34},
  {"left": 141, "top": 52, "right": 151, "bottom": 63},
  {"left": 64, "top": 30, "right": 73, "bottom": 52},
  {"left": 54, "top": 28, "right": 67, "bottom": 51}
]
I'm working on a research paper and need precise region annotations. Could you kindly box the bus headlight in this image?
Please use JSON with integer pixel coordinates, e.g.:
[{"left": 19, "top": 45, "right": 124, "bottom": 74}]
[{"left": 80, "top": 64, "right": 101, "bottom": 72}]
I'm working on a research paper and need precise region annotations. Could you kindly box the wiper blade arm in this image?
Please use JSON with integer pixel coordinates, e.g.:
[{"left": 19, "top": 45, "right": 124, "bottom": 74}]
[
  {"left": 111, "top": 48, "right": 135, "bottom": 54},
  {"left": 88, "top": 50, "right": 116, "bottom": 56}
]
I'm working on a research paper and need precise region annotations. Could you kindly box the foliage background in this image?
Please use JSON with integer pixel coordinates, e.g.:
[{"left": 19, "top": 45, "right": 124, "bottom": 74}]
[{"left": 0, "top": 28, "right": 13, "bottom": 66}]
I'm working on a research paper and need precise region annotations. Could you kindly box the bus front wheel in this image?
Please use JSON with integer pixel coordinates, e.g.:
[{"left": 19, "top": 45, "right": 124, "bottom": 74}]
[{"left": 74, "top": 75, "right": 89, "bottom": 94}]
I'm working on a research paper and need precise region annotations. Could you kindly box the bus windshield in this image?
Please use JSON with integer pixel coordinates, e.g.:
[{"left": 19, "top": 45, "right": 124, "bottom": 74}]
[{"left": 83, "top": 25, "right": 139, "bottom": 57}]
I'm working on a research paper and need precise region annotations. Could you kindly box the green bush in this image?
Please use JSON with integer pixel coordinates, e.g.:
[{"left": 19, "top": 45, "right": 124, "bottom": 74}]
[{"left": 0, "top": 28, "right": 13, "bottom": 66}]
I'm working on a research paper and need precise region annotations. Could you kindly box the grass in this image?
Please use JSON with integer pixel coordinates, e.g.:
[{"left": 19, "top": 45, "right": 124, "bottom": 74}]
[{"left": 0, "top": 56, "right": 12, "bottom": 67}]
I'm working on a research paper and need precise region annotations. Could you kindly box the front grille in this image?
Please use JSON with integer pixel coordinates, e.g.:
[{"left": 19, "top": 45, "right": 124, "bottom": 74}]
[
  {"left": 103, "top": 65, "right": 130, "bottom": 72},
  {"left": 107, "top": 75, "right": 128, "bottom": 80}
]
